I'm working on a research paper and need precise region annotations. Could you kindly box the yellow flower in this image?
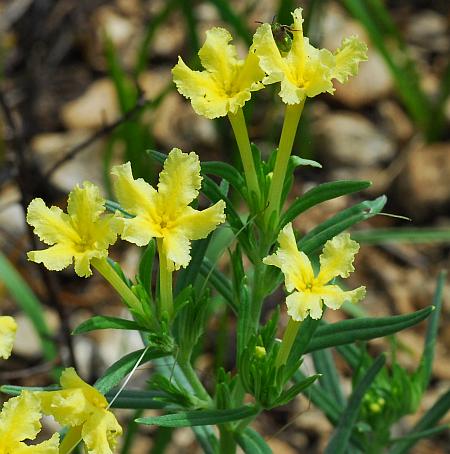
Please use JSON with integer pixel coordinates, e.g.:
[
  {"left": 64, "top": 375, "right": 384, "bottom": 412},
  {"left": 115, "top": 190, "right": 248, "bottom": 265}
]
[
  {"left": 37, "top": 368, "right": 121, "bottom": 454},
  {"left": 0, "top": 391, "right": 60, "bottom": 453},
  {"left": 0, "top": 316, "right": 17, "bottom": 360},
  {"left": 27, "top": 182, "right": 122, "bottom": 277},
  {"left": 112, "top": 148, "right": 226, "bottom": 271},
  {"left": 253, "top": 8, "right": 368, "bottom": 104},
  {"left": 172, "top": 27, "right": 264, "bottom": 119},
  {"left": 263, "top": 223, "right": 366, "bottom": 321}
]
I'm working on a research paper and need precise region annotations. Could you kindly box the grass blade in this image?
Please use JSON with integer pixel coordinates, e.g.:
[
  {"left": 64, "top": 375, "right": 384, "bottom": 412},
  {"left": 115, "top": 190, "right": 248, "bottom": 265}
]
[{"left": 351, "top": 228, "right": 450, "bottom": 244}]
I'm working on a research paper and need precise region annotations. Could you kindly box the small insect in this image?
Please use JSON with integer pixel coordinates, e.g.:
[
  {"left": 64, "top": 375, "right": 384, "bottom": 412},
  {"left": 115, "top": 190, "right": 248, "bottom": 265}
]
[{"left": 256, "top": 16, "right": 300, "bottom": 54}]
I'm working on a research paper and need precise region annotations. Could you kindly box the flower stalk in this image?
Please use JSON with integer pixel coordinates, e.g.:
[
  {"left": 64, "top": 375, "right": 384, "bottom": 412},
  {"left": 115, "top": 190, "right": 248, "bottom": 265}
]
[
  {"left": 157, "top": 239, "right": 173, "bottom": 318},
  {"left": 275, "top": 317, "right": 301, "bottom": 368},
  {"left": 228, "top": 108, "right": 260, "bottom": 207},
  {"left": 265, "top": 101, "right": 304, "bottom": 228}
]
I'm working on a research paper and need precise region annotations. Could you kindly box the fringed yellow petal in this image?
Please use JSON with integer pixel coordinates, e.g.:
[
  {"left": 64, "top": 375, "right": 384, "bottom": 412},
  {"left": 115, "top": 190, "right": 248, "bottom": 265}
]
[
  {"left": 172, "top": 28, "right": 264, "bottom": 118},
  {"left": 286, "top": 291, "right": 323, "bottom": 321},
  {"left": 14, "top": 433, "right": 60, "bottom": 453},
  {"left": 26, "top": 198, "right": 78, "bottom": 246},
  {"left": 180, "top": 201, "right": 226, "bottom": 240},
  {"left": 0, "top": 315, "right": 17, "bottom": 359},
  {"left": 67, "top": 182, "right": 104, "bottom": 233},
  {"left": 158, "top": 148, "right": 202, "bottom": 208},
  {"left": 121, "top": 216, "right": 160, "bottom": 247},
  {"left": 111, "top": 162, "right": 157, "bottom": 216},
  {"left": 81, "top": 409, "right": 122, "bottom": 454},
  {"left": 317, "top": 233, "right": 360, "bottom": 284},
  {"left": 333, "top": 36, "right": 368, "bottom": 83},
  {"left": 0, "top": 391, "right": 41, "bottom": 442},
  {"left": 318, "top": 284, "right": 366, "bottom": 310},
  {"left": 163, "top": 230, "right": 191, "bottom": 271},
  {"left": 38, "top": 388, "right": 88, "bottom": 427},
  {"left": 27, "top": 244, "right": 75, "bottom": 272},
  {"left": 263, "top": 223, "right": 314, "bottom": 292},
  {"left": 198, "top": 27, "right": 238, "bottom": 78}
]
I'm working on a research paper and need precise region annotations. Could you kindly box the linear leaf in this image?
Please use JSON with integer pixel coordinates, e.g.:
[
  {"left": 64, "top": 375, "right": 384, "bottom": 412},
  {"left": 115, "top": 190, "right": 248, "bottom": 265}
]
[
  {"left": 237, "top": 427, "right": 273, "bottom": 454},
  {"left": 280, "top": 180, "right": 371, "bottom": 228},
  {"left": 136, "top": 406, "right": 258, "bottom": 427},
  {"left": 72, "top": 316, "right": 142, "bottom": 335},
  {"left": 325, "top": 355, "right": 386, "bottom": 454},
  {"left": 312, "top": 349, "right": 346, "bottom": 407},
  {"left": 201, "top": 161, "right": 246, "bottom": 197},
  {"left": 105, "top": 389, "right": 168, "bottom": 409},
  {"left": 95, "top": 348, "right": 168, "bottom": 394},
  {"left": 351, "top": 228, "right": 450, "bottom": 244},
  {"left": 416, "top": 271, "right": 446, "bottom": 391},
  {"left": 306, "top": 307, "right": 433, "bottom": 353}
]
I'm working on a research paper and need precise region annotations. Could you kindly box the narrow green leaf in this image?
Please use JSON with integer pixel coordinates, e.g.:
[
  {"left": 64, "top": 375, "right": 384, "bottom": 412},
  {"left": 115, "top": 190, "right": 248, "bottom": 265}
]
[
  {"left": 416, "top": 271, "right": 446, "bottom": 391},
  {"left": 95, "top": 348, "right": 168, "bottom": 394},
  {"left": 237, "top": 427, "right": 273, "bottom": 454},
  {"left": 0, "top": 252, "right": 57, "bottom": 362},
  {"left": 300, "top": 196, "right": 387, "bottom": 254},
  {"left": 136, "top": 406, "right": 258, "bottom": 427},
  {"left": 271, "top": 374, "right": 321, "bottom": 408},
  {"left": 280, "top": 180, "right": 371, "bottom": 229},
  {"left": 336, "top": 344, "right": 361, "bottom": 370},
  {"left": 306, "top": 307, "right": 433, "bottom": 353},
  {"left": 201, "top": 161, "right": 246, "bottom": 197},
  {"left": 312, "top": 349, "right": 346, "bottom": 407},
  {"left": 351, "top": 228, "right": 450, "bottom": 244},
  {"left": 389, "top": 390, "right": 450, "bottom": 454},
  {"left": 105, "top": 389, "right": 168, "bottom": 409},
  {"left": 325, "top": 355, "right": 386, "bottom": 454},
  {"left": 200, "top": 257, "right": 236, "bottom": 312},
  {"left": 72, "top": 316, "right": 142, "bottom": 335},
  {"left": 390, "top": 424, "right": 450, "bottom": 443}
]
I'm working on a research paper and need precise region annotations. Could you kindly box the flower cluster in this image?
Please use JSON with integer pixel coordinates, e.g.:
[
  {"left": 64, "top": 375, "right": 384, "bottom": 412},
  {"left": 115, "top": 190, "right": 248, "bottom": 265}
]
[
  {"left": 27, "top": 148, "right": 226, "bottom": 277},
  {"left": 173, "top": 7, "right": 367, "bottom": 116}
]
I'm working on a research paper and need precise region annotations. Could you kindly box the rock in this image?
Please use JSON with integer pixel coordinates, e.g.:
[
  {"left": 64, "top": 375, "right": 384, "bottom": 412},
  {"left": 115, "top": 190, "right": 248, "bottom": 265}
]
[
  {"left": 377, "top": 100, "right": 414, "bottom": 142},
  {"left": 61, "top": 79, "right": 120, "bottom": 129},
  {"left": 406, "top": 10, "right": 449, "bottom": 53},
  {"left": 321, "top": 4, "right": 393, "bottom": 107},
  {"left": 313, "top": 112, "right": 396, "bottom": 167},
  {"left": 0, "top": 186, "right": 26, "bottom": 243},
  {"left": 396, "top": 143, "right": 450, "bottom": 220},
  {"left": 31, "top": 131, "right": 105, "bottom": 192}
]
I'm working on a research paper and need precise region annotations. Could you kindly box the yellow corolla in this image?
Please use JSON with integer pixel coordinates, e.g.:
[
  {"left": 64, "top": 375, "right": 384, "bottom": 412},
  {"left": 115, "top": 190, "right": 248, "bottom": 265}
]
[
  {"left": 37, "top": 368, "right": 121, "bottom": 454},
  {"left": 172, "top": 27, "right": 264, "bottom": 119},
  {"left": 0, "top": 391, "right": 60, "bottom": 453},
  {"left": 253, "top": 8, "right": 368, "bottom": 104},
  {"left": 263, "top": 223, "right": 366, "bottom": 321},
  {"left": 27, "top": 182, "right": 122, "bottom": 278},
  {"left": 111, "top": 148, "right": 226, "bottom": 271},
  {"left": 0, "top": 316, "right": 17, "bottom": 360}
]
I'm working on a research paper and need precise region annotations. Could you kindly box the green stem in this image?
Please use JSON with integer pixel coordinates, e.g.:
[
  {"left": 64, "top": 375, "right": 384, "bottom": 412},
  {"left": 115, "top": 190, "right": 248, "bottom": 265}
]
[
  {"left": 228, "top": 108, "right": 260, "bottom": 207},
  {"left": 276, "top": 318, "right": 301, "bottom": 368},
  {"left": 266, "top": 101, "right": 305, "bottom": 228},
  {"left": 250, "top": 263, "right": 266, "bottom": 329},
  {"left": 219, "top": 424, "right": 237, "bottom": 454},
  {"left": 157, "top": 239, "right": 173, "bottom": 318},
  {"left": 92, "top": 258, "right": 144, "bottom": 316},
  {"left": 178, "top": 359, "right": 212, "bottom": 404}
]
